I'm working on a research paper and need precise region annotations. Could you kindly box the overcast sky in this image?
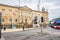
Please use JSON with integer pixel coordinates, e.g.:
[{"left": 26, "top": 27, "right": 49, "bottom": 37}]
[{"left": 0, "top": 0, "right": 60, "bottom": 21}]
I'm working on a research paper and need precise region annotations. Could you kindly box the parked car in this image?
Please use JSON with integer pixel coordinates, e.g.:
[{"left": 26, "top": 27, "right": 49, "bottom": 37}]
[{"left": 50, "top": 19, "right": 60, "bottom": 29}]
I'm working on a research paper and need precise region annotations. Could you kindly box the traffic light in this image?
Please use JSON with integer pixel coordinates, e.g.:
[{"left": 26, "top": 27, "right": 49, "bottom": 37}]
[
  {"left": 34, "top": 16, "right": 37, "bottom": 24},
  {"left": 41, "top": 17, "right": 44, "bottom": 22}
]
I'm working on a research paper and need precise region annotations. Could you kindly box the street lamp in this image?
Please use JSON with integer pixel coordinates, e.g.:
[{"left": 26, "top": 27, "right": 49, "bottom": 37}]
[
  {"left": 18, "top": 0, "right": 24, "bottom": 29},
  {"left": 21, "top": 14, "right": 23, "bottom": 25},
  {"left": 10, "top": 11, "right": 12, "bottom": 28},
  {"left": 20, "top": 12, "right": 24, "bottom": 31},
  {"left": 11, "top": 18, "right": 12, "bottom": 28}
]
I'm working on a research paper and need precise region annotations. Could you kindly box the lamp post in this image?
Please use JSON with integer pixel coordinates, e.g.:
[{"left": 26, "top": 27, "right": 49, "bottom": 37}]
[
  {"left": 21, "top": 13, "right": 24, "bottom": 31},
  {"left": 18, "top": 0, "right": 24, "bottom": 30},
  {"left": 11, "top": 18, "right": 12, "bottom": 28},
  {"left": 11, "top": 11, "right": 12, "bottom": 28},
  {"left": 21, "top": 14, "right": 23, "bottom": 25}
]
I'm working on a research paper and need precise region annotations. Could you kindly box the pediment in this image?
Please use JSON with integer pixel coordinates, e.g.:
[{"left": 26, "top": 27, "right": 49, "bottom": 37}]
[{"left": 20, "top": 6, "right": 32, "bottom": 11}]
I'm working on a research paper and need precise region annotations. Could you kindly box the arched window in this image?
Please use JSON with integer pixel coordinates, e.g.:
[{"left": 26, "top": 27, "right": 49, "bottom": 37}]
[{"left": 2, "top": 9, "right": 5, "bottom": 15}]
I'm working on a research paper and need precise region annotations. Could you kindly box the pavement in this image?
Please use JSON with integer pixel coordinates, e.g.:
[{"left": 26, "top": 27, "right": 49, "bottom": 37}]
[
  {"left": 1, "top": 27, "right": 60, "bottom": 40},
  {"left": 1, "top": 28, "right": 34, "bottom": 33},
  {"left": 1, "top": 28, "right": 34, "bottom": 40},
  {"left": 0, "top": 37, "right": 5, "bottom": 40}
]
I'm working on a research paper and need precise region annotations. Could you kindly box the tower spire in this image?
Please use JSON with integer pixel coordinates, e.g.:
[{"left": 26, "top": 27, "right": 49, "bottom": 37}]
[
  {"left": 18, "top": 0, "right": 20, "bottom": 7},
  {"left": 37, "top": 0, "right": 40, "bottom": 11},
  {"left": 45, "top": 5, "right": 48, "bottom": 13}
]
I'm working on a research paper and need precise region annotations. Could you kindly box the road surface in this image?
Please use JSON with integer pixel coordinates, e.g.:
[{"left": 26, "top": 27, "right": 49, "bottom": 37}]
[{"left": 2, "top": 27, "right": 60, "bottom": 40}]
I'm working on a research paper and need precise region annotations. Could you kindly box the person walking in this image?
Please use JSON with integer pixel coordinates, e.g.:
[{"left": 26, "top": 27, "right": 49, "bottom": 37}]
[
  {"left": 4, "top": 26, "right": 6, "bottom": 30},
  {"left": 23, "top": 27, "right": 24, "bottom": 31}
]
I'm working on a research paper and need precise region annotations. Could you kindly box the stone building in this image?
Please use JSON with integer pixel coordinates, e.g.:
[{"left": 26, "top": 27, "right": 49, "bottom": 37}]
[{"left": 0, "top": 4, "right": 49, "bottom": 28}]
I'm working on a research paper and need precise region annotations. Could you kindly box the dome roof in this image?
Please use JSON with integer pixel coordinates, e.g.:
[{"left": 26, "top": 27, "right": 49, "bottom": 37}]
[{"left": 42, "top": 7, "right": 45, "bottom": 12}]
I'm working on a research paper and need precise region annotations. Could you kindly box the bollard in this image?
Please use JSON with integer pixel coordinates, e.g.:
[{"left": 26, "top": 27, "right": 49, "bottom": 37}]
[{"left": 0, "top": 27, "right": 1, "bottom": 39}]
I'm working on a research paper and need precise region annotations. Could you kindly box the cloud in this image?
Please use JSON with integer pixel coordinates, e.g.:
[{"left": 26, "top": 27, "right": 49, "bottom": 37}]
[
  {"left": 0, "top": 0, "right": 60, "bottom": 20},
  {"left": 0, "top": 0, "right": 19, "bottom": 6},
  {"left": 49, "top": 11, "right": 60, "bottom": 20},
  {"left": 45, "top": 0, "right": 58, "bottom": 3}
]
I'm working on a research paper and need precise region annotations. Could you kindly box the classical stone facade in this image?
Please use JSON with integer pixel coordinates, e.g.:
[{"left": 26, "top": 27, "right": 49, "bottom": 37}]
[{"left": 0, "top": 4, "right": 49, "bottom": 28}]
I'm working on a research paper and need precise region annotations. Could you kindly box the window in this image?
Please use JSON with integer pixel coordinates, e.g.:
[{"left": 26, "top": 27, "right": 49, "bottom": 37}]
[
  {"left": 15, "top": 19, "right": 17, "bottom": 22},
  {"left": 10, "top": 18, "right": 12, "bottom": 22},
  {"left": 15, "top": 11, "right": 17, "bottom": 12},
  {"left": 2, "top": 9, "right": 5, "bottom": 11},
  {"left": 2, "top": 18, "right": 4, "bottom": 22},
  {"left": 9, "top": 10, "right": 12, "bottom": 11},
  {"left": 2, "top": 9, "right": 5, "bottom": 15}
]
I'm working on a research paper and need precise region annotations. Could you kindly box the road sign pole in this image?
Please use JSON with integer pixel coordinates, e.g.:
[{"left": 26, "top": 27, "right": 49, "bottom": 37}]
[{"left": 41, "top": 17, "right": 44, "bottom": 33}]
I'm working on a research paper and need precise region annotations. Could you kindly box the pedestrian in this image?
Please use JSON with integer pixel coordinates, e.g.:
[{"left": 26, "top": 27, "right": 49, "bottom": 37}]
[
  {"left": 4, "top": 26, "right": 6, "bottom": 30},
  {"left": 23, "top": 27, "right": 24, "bottom": 31}
]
